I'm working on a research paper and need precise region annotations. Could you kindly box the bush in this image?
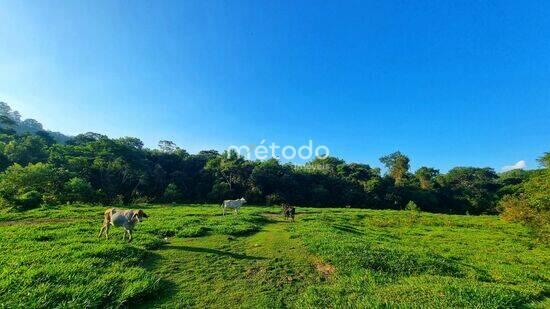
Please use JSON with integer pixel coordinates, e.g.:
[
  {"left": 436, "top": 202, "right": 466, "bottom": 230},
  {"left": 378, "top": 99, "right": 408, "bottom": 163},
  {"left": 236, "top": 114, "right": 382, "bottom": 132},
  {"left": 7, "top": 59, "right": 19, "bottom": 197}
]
[
  {"left": 16, "top": 191, "right": 42, "bottom": 210},
  {"left": 0, "top": 197, "right": 13, "bottom": 211},
  {"left": 405, "top": 201, "right": 420, "bottom": 212},
  {"left": 499, "top": 195, "right": 549, "bottom": 242},
  {"left": 266, "top": 193, "right": 284, "bottom": 206},
  {"left": 41, "top": 193, "right": 61, "bottom": 206},
  {"left": 113, "top": 194, "right": 125, "bottom": 205},
  {"left": 162, "top": 183, "right": 182, "bottom": 203},
  {"left": 0, "top": 163, "right": 67, "bottom": 209},
  {"left": 64, "top": 177, "right": 94, "bottom": 203},
  {"left": 499, "top": 195, "right": 536, "bottom": 223},
  {"left": 207, "top": 182, "right": 230, "bottom": 202}
]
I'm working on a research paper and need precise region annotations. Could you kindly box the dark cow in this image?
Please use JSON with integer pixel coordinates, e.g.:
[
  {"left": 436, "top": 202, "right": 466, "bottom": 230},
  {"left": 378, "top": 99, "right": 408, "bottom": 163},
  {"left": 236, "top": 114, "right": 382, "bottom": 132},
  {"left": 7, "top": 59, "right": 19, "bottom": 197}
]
[{"left": 281, "top": 204, "right": 296, "bottom": 221}]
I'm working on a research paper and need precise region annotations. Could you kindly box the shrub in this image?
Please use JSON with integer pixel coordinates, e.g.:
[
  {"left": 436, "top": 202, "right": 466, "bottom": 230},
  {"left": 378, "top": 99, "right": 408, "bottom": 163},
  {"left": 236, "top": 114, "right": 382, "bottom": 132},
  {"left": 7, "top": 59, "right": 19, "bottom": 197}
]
[
  {"left": 0, "top": 197, "right": 11, "bottom": 210},
  {"left": 64, "top": 177, "right": 94, "bottom": 203},
  {"left": 499, "top": 195, "right": 536, "bottom": 223},
  {"left": 16, "top": 191, "right": 42, "bottom": 210},
  {"left": 113, "top": 194, "right": 125, "bottom": 205},
  {"left": 207, "top": 182, "right": 230, "bottom": 202},
  {"left": 266, "top": 193, "right": 284, "bottom": 206},
  {"left": 0, "top": 163, "right": 67, "bottom": 209},
  {"left": 405, "top": 201, "right": 420, "bottom": 212},
  {"left": 41, "top": 193, "right": 61, "bottom": 206},
  {"left": 162, "top": 183, "right": 182, "bottom": 203},
  {"left": 500, "top": 195, "right": 549, "bottom": 242}
]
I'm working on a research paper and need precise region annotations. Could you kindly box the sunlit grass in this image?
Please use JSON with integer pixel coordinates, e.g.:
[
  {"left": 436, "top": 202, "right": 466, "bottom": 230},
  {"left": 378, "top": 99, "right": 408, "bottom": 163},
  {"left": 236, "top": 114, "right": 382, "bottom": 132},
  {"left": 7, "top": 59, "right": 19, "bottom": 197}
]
[{"left": 0, "top": 205, "right": 548, "bottom": 307}]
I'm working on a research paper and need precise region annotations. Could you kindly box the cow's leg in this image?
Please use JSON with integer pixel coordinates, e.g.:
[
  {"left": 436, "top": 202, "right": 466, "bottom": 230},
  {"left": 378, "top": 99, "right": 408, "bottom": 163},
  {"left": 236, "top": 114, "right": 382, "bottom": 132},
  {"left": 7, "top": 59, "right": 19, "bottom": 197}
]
[
  {"left": 104, "top": 224, "right": 110, "bottom": 239},
  {"left": 223, "top": 206, "right": 226, "bottom": 216},
  {"left": 127, "top": 229, "right": 133, "bottom": 242},
  {"left": 122, "top": 229, "right": 127, "bottom": 241},
  {"left": 99, "top": 216, "right": 110, "bottom": 238}
]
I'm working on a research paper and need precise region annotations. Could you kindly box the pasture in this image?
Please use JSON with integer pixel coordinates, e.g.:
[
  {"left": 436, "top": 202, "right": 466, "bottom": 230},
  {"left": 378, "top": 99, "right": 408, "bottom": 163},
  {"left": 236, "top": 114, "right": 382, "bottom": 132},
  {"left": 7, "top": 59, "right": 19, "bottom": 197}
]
[{"left": 0, "top": 205, "right": 548, "bottom": 308}]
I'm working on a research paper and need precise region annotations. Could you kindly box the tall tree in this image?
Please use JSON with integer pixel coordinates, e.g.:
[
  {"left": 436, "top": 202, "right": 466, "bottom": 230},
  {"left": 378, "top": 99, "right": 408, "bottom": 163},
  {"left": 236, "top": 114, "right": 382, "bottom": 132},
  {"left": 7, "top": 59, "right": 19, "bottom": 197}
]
[
  {"left": 415, "top": 167, "right": 439, "bottom": 189},
  {"left": 380, "top": 151, "right": 410, "bottom": 185}
]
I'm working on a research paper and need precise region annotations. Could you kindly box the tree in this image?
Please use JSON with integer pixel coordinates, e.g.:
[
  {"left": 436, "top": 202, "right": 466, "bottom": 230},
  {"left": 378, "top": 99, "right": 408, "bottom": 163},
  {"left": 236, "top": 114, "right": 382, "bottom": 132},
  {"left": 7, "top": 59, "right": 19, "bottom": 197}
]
[
  {"left": 20, "top": 119, "right": 43, "bottom": 132},
  {"left": 118, "top": 137, "right": 144, "bottom": 149},
  {"left": 415, "top": 167, "right": 439, "bottom": 189},
  {"left": 380, "top": 151, "right": 410, "bottom": 185},
  {"left": 0, "top": 115, "right": 16, "bottom": 128},
  {"left": 64, "top": 177, "right": 94, "bottom": 203},
  {"left": 3, "top": 135, "right": 49, "bottom": 165},
  {"left": 438, "top": 167, "right": 499, "bottom": 214},
  {"left": 538, "top": 152, "right": 550, "bottom": 169},
  {"left": 205, "top": 150, "right": 251, "bottom": 193},
  {"left": 306, "top": 156, "right": 345, "bottom": 175},
  {"left": 337, "top": 163, "right": 379, "bottom": 182},
  {"left": 0, "top": 102, "right": 12, "bottom": 116},
  {"left": 67, "top": 132, "right": 107, "bottom": 145},
  {"left": 0, "top": 163, "right": 67, "bottom": 209},
  {"left": 250, "top": 159, "right": 295, "bottom": 202},
  {"left": 522, "top": 168, "right": 549, "bottom": 211},
  {"left": 158, "top": 140, "right": 177, "bottom": 153},
  {"left": 35, "top": 131, "right": 56, "bottom": 146},
  {"left": 0, "top": 102, "right": 20, "bottom": 124},
  {"left": 162, "top": 183, "right": 182, "bottom": 202}
]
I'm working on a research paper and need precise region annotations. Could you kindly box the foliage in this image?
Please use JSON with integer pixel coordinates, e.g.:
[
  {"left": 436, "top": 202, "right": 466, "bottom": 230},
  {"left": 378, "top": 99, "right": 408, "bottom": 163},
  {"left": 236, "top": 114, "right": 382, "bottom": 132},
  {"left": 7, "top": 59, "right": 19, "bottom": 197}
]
[
  {"left": 415, "top": 166, "right": 439, "bottom": 189},
  {"left": 162, "top": 183, "right": 182, "bottom": 202},
  {"left": 436, "top": 167, "right": 499, "bottom": 214},
  {"left": 379, "top": 151, "right": 410, "bottom": 186},
  {"left": 522, "top": 169, "right": 550, "bottom": 211},
  {"left": 498, "top": 156, "right": 550, "bottom": 242},
  {"left": 499, "top": 195, "right": 549, "bottom": 242},
  {"left": 538, "top": 152, "right": 550, "bottom": 169},
  {"left": 0, "top": 163, "right": 68, "bottom": 210},
  {"left": 64, "top": 177, "right": 95, "bottom": 203},
  {"left": 16, "top": 190, "right": 42, "bottom": 209},
  {"left": 405, "top": 200, "right": 420, "bottom": 211},
  {"left": 0, "top": 102, "right": 546, "bottom": 215}
]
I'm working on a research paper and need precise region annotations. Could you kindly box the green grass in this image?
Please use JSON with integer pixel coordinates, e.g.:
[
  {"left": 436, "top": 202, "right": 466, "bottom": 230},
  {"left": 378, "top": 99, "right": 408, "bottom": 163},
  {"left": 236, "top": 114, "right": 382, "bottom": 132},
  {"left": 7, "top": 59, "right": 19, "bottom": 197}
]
[{"left": 0, "top": 205, "right": 548, "bottom": 308}]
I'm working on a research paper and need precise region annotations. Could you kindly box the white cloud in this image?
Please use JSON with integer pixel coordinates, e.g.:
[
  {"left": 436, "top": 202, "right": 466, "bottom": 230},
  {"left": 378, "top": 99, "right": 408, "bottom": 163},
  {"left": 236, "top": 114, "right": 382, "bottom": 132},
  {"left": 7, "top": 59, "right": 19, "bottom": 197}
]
[{"left": 501, "top": 160, "right": 527, "bottom": 172}]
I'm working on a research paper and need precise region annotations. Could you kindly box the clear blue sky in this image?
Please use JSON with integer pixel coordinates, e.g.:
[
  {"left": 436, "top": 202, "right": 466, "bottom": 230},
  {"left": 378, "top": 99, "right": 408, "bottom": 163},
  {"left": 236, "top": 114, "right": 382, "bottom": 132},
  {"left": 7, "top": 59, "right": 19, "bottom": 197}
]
[{"left": 1, "top": 1, "right": 549, "bottom": 171}]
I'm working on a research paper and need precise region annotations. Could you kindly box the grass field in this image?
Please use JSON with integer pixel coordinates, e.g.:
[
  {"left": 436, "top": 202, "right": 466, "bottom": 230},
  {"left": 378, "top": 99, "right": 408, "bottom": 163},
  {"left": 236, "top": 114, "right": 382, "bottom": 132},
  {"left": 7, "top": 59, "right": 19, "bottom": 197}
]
[{"left": 0, "top": 204, "right": 548, "bottom": 308}]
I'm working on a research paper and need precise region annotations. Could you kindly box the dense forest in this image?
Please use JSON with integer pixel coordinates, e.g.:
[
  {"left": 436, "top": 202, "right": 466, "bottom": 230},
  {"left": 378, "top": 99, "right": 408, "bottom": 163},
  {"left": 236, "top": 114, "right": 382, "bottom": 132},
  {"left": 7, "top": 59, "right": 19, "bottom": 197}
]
[{"left": 0, "top": 102, "right": 548, "bottom": 218}]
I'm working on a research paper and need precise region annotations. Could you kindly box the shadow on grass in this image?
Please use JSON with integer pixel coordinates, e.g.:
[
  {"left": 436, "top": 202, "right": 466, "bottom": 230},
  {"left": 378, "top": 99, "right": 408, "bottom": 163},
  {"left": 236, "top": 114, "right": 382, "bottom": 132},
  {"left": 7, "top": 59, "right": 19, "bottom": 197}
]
[
  {"left": 332, "top": 224, "right": 362, "bottom": 235},
  {"left": 128, "top": 278, "right": 178, "bottom": 308},
  {"left": 131, "top": 251, "right": 179, "bottom": 308},
  {"left": 163, "top": 245, "right": 267, "bottom": 260}
]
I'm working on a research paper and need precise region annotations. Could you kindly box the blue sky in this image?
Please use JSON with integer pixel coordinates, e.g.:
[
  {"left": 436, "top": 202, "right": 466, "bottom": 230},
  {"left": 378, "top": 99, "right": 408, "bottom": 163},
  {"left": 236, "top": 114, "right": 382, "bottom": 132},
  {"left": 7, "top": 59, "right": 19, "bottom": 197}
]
[{"left": 1, "top": 0, "right": 549, "bottom": 172}]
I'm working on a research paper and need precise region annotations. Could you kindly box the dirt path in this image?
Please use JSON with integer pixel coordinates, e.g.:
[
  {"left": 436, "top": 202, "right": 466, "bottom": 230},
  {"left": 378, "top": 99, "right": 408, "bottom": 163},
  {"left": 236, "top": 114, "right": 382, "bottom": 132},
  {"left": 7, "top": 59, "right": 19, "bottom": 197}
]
[{"left": 138, "top": 216, "right": 324, "bottom": 308}]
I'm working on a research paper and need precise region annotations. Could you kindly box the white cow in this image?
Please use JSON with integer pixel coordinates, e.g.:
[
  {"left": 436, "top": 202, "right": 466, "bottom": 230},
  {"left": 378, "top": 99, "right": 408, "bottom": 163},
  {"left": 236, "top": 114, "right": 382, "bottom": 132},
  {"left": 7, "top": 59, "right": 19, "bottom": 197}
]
[
  {"left": 222, "top": 197, "right": 247, "bottom": 215},
  {"left": 98, "top": 208, "right": 148, "bottom": 241}
]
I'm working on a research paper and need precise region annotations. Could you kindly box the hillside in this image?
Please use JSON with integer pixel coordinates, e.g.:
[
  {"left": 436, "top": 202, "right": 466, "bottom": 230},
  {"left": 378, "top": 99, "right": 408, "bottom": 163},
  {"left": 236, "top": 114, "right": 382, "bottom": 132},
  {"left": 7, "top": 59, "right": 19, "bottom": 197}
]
[
  {"left": 0, "top": 205, "right": 548, "bottom": 307},
  {"left": 0, "top": 102, "right": 70, "bottom": 143}
]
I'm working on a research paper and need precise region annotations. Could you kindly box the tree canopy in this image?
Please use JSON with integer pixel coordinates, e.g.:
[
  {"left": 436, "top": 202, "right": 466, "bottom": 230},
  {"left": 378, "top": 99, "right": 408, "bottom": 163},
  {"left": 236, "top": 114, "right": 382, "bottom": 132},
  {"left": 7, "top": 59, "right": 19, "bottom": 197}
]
[{"left": 0, "top": 102, "right": 546, "bottom": 215}]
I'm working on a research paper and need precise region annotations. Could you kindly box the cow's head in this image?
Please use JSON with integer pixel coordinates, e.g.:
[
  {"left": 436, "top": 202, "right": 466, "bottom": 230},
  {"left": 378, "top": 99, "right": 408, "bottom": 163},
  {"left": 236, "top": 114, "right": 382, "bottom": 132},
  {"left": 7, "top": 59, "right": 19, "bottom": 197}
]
[
  {"left": 240, "top": 197, "right": 247, "bottom": 204},
  {"left": 133, "top": 209, "right": 149, "bottom": 223}
]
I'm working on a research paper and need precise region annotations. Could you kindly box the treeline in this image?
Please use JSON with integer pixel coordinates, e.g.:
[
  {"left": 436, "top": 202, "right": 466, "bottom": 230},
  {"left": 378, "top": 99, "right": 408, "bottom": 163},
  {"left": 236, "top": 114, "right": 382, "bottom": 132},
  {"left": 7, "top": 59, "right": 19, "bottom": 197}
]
[{"left": 0, "top": 102, "right": 548, "bottom": 216}]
